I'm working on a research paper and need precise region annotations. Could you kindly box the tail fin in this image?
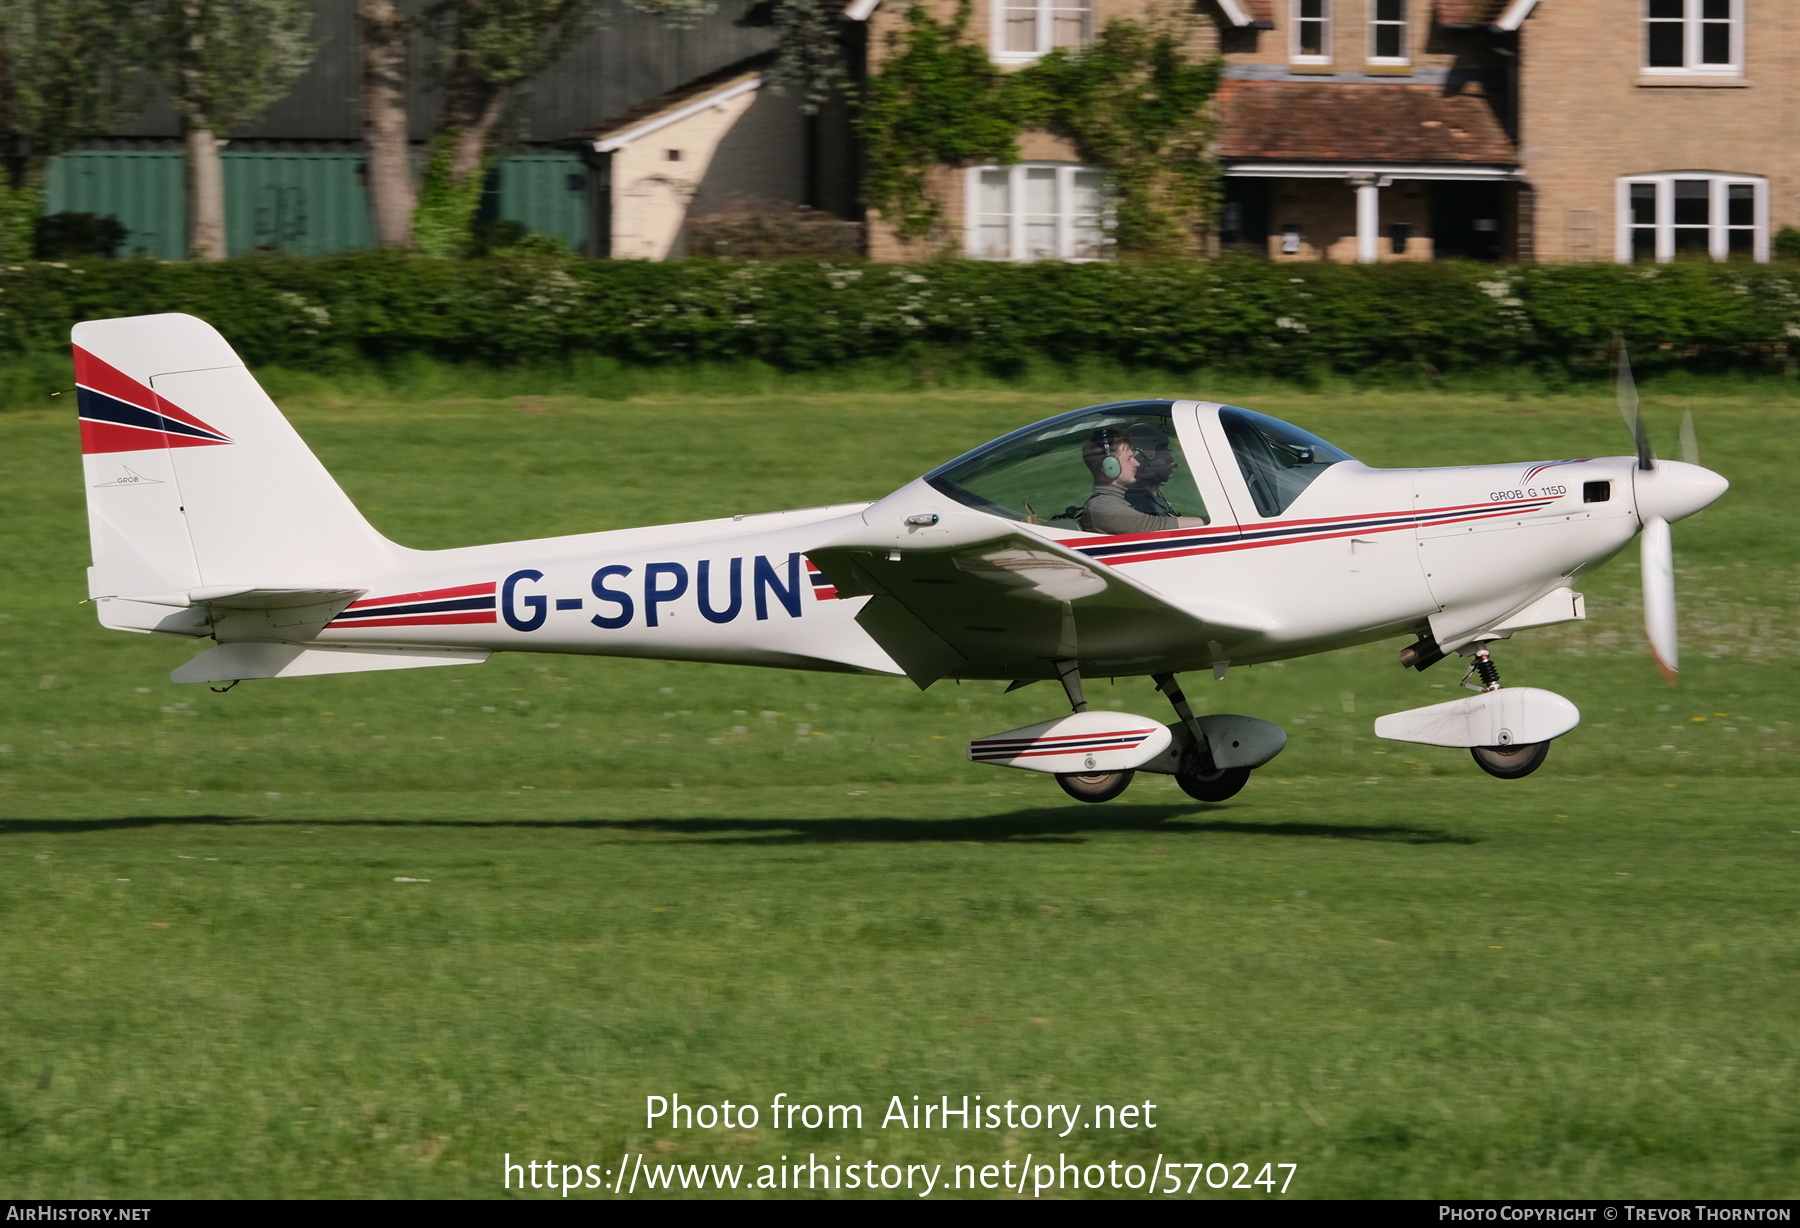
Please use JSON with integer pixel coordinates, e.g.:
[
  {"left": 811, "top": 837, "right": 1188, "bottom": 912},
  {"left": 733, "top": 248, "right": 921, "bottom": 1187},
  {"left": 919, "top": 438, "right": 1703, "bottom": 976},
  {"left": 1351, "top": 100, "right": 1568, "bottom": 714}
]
[{"left": 73, "top": 314, "right": 397, "bottom": 626}]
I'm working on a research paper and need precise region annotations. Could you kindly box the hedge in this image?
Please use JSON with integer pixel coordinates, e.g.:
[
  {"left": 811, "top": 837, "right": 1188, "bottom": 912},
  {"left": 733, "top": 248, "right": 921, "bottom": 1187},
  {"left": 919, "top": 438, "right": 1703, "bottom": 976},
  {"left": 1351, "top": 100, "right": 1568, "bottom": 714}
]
[{"left": 4, "top": 253, "right": 1799, "bottom": 380}]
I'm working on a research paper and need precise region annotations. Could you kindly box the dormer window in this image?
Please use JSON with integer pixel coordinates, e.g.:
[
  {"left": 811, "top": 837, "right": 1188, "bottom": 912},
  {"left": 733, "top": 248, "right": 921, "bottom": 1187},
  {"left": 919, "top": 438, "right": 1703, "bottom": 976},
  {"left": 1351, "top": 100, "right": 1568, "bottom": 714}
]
[
  {"left": 1369, "top": 0, "right": 1408, "bottom": 65},
  {"left": 1644, "top": 0, "right": 1742, "bottom": 76},
  {"left": 993, "top": 0, "right": 1092, "bottom": 64},
  {"left": 1292, "top": 0, "right": 1332, "bottom": 64}
]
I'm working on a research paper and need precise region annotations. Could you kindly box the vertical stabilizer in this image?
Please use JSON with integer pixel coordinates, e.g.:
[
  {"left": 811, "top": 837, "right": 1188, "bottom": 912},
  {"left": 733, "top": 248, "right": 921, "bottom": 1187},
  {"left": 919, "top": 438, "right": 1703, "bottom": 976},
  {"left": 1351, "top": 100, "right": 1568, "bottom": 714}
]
[{"left": 73, "top": 314, "right": 398, "bottom": 622}]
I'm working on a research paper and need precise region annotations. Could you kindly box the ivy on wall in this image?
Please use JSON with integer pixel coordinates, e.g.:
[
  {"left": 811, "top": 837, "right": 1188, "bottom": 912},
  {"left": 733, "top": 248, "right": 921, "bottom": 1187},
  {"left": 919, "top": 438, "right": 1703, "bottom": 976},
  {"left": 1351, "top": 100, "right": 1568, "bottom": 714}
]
[
  {"left": 859, "top": 4, "right": 1026, "bottom": 241},
  {"left": 860, "top": 2, "right": 1222, "bottom": 255}
]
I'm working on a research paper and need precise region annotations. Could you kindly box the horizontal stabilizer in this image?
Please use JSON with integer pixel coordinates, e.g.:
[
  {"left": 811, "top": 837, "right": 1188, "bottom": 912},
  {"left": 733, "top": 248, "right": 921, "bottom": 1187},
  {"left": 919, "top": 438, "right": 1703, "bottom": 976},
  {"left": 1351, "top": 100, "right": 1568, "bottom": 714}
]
[
  {"left": 172, "top": 642, "right": 489, "bottom": 685},
  {"left": 127, "top": 587, "right": 367, "bottom": 610}
]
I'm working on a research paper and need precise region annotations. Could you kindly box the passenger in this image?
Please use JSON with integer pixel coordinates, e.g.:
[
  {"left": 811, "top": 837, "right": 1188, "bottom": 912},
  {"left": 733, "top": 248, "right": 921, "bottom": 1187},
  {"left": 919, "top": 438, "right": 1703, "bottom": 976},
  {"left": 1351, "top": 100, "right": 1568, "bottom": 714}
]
[{"left": 1079, "top": 426, "right": 1207, "bottom": 535}]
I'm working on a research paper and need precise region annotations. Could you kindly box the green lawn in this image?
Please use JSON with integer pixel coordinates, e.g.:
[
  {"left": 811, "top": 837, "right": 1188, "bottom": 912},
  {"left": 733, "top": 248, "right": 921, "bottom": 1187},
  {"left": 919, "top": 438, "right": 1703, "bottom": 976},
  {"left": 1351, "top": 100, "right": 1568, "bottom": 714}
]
[{"left": 1, "top": 383, "right": 1795, "bottom": 1198}]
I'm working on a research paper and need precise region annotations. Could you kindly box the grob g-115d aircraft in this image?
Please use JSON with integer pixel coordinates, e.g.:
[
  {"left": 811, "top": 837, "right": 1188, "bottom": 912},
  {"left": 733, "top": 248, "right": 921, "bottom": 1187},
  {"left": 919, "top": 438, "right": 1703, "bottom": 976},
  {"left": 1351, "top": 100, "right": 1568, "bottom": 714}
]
[{"left": 72, "top": 314, "right": 1727, "bottom": 803}]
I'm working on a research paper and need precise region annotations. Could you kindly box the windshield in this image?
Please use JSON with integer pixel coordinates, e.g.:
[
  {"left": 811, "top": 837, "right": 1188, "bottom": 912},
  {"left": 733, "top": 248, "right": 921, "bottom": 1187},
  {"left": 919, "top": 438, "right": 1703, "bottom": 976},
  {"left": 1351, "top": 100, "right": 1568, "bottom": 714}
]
[
  {"left": 925, "top": 401, "right": 1209, "bottom": 534},
  {"left": 1218, "top": 406, "right": 1352, "bottom": 518}
]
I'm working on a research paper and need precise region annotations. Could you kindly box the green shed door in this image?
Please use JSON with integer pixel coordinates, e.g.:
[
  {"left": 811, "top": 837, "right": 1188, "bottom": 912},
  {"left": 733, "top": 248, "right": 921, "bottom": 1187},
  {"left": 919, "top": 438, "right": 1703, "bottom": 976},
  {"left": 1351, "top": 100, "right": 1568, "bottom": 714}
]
[
  {"left": 223, "top": 152, "right": 374, "bottom": 257},
  {"left": 45, "top": 151, "right": 186, "bottom": 261},
  {"left": 47, "top": 149, "right": 375, "bottom": 259},
  {"left": 487, "top": 154, "right": 590, "bottom": 253}
]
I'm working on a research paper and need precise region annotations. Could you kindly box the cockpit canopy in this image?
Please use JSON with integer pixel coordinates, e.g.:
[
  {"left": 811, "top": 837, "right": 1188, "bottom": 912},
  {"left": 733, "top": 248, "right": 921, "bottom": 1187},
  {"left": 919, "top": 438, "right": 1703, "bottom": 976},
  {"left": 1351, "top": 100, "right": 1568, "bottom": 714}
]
[
  {"left": 924, "top": 400, "right": 1353, "bottom": 531},
  {"left": 1216, "top": 405, "right": 1353, "bottom": 518},
  {"left": 924, "top": 401, "right": 1210, "bottom": 534}
]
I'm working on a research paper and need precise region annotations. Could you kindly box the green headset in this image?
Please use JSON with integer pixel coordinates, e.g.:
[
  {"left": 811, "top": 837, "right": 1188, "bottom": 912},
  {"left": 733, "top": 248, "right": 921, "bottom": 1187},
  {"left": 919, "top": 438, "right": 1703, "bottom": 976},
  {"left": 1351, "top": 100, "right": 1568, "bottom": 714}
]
[{"left": 1096, "top": 426, "right": 1158, "bottom": 480}]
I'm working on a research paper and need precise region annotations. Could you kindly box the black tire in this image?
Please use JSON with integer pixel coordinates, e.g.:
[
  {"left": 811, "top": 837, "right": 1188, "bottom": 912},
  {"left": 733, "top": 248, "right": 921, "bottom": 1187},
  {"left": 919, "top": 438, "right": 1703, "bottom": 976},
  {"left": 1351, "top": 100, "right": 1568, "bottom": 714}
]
[
  {"left": 1056, "top": 770, "right": 1135, "bottom": 803},
  {"left": 1176, "top": 766, "right": 1251, "bottom": 802},
  {"left": 1470, "top": 740, "right": 1550, "bottom": 779}
]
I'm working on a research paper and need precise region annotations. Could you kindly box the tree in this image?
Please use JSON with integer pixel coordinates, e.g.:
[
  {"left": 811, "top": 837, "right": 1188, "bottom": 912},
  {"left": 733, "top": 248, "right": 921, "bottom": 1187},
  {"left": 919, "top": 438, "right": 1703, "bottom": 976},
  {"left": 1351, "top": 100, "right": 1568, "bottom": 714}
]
[
  {"left": 356, "top": 0, "right": 421, "bottom": 249},
  {"left": 761, "top": 0, "right": 847, "bottom": 116},
  {"left": 151, "top": 0, "right": 318, "bottom": 260},
  {"left": 0, "top": 0, "right": 145, "bottom": 260},
  {"left": 411, "top": 0, "right": 596, "bottom": 257}
]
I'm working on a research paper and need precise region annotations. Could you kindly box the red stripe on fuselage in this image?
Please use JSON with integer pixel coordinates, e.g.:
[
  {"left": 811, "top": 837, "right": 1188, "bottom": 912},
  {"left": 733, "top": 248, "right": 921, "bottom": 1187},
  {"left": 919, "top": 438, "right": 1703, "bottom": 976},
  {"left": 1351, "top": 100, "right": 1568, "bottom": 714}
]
[
  {"left": 345, "top": 581, "right": 497, "bottom": 611},
  {"left": 1066, "top": 496, "right": 1557, "bottom": 553},
  {"left": 1082, "top": 499, "right": 1558, "bottom": 567},
  {"left": 327, "top": 611, "right": 497, "bottom": 630}
]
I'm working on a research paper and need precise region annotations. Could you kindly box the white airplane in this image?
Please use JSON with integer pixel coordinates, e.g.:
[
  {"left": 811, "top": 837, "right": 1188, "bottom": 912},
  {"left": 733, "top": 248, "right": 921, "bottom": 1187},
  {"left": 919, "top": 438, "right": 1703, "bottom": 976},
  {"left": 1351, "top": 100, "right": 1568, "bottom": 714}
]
[{"left": 72, "top": 314, "right": 1727, "bottom": 803}]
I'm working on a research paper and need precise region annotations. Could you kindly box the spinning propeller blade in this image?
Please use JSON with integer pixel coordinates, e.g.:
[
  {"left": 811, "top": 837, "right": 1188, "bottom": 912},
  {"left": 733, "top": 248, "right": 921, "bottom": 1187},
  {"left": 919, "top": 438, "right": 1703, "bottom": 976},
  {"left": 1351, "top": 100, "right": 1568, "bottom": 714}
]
[
  {"left": 1616, "top": 342, "right": 1725, "bottom": 687},
  {"left": 1640, "top": 515, "right": 1678, "bottom": 688},
  {"left": 1614, "top": 332, "right": 1654, "bottom": 471}
]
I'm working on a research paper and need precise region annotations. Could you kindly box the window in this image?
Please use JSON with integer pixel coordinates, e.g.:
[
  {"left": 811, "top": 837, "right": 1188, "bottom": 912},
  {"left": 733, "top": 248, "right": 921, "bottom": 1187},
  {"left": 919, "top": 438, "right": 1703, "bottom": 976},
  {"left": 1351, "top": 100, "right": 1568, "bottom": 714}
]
[
  {"left": 1369, "top": 0, "right": 1407, "bottom": 64},
  {"left": 967, "top": 165, "right": 1109, "bottom": 261},
  {"left": 1618, "top": 173, "right": 1766, "bottom": 262},
  {"left": 1292, "top": 0, "right": 1331, "bottom": 64},
  {"left": 1643, "top": 0, "right": 1741, "bottom": 75},
  {"left": 993, "top": 0, "right": 1091, "bottom": 63},
  {"left": 1219, "top": 407, "right": 1352, "bottom": 518},
  {"left": 925, "top": 401, "right": 1208, "bottom": 530}
]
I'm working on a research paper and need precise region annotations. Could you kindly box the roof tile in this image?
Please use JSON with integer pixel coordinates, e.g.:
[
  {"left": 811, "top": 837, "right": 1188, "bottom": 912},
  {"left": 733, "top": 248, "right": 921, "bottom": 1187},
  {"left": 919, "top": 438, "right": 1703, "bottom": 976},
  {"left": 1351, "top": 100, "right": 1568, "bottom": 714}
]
[{"left": 1215, "top": 80, "right": 1516, "bottom": 164}]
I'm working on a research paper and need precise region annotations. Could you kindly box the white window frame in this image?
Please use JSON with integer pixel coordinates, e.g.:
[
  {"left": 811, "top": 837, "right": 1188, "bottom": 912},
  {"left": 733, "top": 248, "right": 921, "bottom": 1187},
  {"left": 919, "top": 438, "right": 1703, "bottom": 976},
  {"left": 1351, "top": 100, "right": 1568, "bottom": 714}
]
[
  {"left": 990, "top": 0, "right": 1092, "bottom": 65},
  {"left": 1367, "top": 0, "right": 1409, "bottom": 66},
  {"left": 1291, "top": 0, "right": 1333, "bottom": 65},
  {"left": 1642, "top": 0, "right": 1743, "bottom": 77},
  {"left": 965, "top": 164, "right": 1112, "bottom": 262},
  {"left": 1614, "top": 172, "right": 1768, "bottom": 262}
]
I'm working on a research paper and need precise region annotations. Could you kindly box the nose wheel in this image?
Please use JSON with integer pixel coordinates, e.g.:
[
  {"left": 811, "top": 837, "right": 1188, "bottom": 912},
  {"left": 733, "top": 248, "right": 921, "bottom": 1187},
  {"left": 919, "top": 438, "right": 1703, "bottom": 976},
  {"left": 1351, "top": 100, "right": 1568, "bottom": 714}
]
[{"left": 1461, "top": 645, "right": 1550, "bottom": 780}]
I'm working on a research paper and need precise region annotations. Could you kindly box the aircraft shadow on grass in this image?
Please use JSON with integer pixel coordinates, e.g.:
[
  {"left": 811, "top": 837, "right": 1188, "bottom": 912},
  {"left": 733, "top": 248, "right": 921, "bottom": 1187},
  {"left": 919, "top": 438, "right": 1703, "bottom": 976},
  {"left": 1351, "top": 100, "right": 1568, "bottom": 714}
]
[{"left": 0, "top": 807, "right": 1475, "bottom": 845}]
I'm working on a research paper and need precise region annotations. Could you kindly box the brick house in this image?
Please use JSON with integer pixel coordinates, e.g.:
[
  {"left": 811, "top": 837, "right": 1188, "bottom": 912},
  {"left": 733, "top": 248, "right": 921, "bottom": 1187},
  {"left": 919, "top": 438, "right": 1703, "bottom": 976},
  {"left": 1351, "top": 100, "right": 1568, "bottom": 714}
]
[
  {"left": 860, "top": 0, "right": 1796, "bottom": 265},
  {"left": 1509, "top": 0, "right": 1794, "bottom": 262}
]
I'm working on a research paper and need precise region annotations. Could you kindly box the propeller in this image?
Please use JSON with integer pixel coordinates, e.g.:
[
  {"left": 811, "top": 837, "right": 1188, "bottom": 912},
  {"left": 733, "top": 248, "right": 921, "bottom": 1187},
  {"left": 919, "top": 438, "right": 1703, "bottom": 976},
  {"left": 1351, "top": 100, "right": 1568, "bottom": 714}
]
[
  {"left": 1640, "top": 513, "right": 1678, "bottom": 687},
  {"left": 1614, "top": 336, "right": 1725, "bottom": 688},
  {"left": 1614, "top": 331, "right": 1654, "bottom": 472}
]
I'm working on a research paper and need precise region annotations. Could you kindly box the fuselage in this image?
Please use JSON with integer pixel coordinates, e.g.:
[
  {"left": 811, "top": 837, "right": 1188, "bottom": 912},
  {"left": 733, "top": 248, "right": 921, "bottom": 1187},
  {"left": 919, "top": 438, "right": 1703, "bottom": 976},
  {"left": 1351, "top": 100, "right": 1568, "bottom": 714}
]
[{"left": 293, "top": 402, "right": 1653, "bottom": 682}]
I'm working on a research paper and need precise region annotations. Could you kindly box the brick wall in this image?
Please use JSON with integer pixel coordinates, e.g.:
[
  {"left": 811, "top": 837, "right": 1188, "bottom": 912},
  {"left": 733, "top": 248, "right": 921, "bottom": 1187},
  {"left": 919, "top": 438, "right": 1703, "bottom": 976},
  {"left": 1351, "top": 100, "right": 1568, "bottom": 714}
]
[{"left": 1518, "top": 0, "right": 1797, "bottom": 261}]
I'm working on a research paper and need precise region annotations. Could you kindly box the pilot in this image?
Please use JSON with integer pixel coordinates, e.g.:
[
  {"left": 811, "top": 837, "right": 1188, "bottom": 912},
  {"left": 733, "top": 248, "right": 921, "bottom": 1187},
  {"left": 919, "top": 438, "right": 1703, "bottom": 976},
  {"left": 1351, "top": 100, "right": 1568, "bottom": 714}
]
[{"left": 1079, "top": 426, "right": 1207, "bottom": 535}]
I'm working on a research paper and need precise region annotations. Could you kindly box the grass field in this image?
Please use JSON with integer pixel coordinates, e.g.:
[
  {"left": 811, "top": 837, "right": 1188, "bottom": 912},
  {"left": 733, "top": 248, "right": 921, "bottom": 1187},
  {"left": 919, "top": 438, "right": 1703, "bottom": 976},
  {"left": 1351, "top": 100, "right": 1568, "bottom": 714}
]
[{"left": 1, "top": 380, "right": 1796, "bottom": 1199}]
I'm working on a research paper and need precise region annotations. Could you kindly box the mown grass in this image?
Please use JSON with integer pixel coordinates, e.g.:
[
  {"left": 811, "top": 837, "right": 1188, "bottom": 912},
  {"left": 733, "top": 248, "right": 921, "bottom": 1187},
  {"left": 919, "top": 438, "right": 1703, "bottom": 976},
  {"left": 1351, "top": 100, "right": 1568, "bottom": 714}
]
[{"left": 1, "top": 383, "right": 1795, "bottom": 1198}]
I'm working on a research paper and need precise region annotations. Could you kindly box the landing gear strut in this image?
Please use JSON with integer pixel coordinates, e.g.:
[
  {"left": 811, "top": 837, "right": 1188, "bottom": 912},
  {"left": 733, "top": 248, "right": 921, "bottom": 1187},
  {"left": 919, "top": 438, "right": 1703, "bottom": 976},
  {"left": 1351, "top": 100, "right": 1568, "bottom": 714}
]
[
  {"left": 1155, "top": 673, "right": 1251, "bottom": 803},
  {"left": 1460, "top": 646, "right": 1552, "bottom": 780}
]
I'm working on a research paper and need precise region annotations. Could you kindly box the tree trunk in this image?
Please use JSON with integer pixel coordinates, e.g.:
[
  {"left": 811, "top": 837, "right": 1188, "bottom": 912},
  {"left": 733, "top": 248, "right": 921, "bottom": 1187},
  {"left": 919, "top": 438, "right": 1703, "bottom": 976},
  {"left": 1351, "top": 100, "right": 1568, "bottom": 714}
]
[
  {"left": 440, "top": 70, "right": 510, "bottom": 188},
  {"left": 356, "top": 0, "right": 416, "bottom": 249},
  {"left": 185, "top": 125, "right": 227, "bottom": 260}
]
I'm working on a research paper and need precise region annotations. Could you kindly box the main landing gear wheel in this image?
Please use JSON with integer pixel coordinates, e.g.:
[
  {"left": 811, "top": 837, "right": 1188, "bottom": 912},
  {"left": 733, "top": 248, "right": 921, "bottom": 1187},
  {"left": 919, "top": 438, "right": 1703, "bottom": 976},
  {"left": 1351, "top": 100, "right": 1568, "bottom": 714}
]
[
  {"left": 1056, "top": 770, "right": 1135, "bottom": 803},
  {"left": 1470, "top": 741, "right": 1550, "bottom": 780},
  {"left": 1176, "top": 766, "right": 1251, "bottom": 803}
]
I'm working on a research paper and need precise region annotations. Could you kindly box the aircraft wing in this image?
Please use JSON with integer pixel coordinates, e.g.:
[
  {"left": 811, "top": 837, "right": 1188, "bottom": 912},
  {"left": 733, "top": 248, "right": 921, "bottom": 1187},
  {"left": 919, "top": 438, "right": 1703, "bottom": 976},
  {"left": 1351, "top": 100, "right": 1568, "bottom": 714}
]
[{"left": 808, "top": 521, "right": 1267, "bottom": 687}]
